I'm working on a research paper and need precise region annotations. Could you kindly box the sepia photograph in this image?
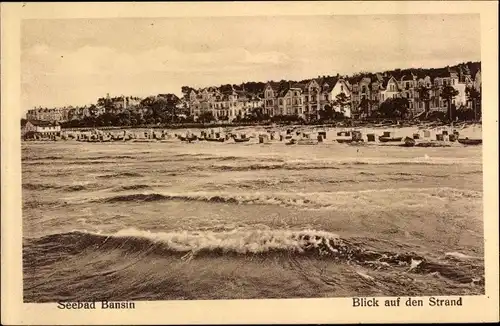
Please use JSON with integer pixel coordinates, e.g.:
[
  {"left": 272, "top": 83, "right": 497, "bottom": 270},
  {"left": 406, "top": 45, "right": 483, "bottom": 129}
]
[
  {"left": 2, "top": 1, "right": 499, "bottom": 325},
  {"left": 20, "top": 13, "right": 485, "bottom": 302}
]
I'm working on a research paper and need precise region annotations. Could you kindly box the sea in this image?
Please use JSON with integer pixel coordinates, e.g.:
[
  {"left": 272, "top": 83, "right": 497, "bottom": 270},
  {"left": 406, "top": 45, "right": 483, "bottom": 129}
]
[{"left": 22, "top": 127, "right": 484, "bottom": 302}]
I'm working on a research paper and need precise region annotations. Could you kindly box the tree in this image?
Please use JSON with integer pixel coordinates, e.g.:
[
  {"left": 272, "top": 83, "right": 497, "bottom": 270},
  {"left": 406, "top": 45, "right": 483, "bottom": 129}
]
[
  {"left": 466, "top": 86, "right": 481, "bottom": 121},
  {"left": 417, "top": 85, "right": 431, "bottom": 116},
  {"left": 333, "top": 92, "right": 350, "bottom": 117},
  {"left": 441, "top": 85, "right": 459, "bottom": 121},
  {"left": 456, "top": 105, "right": 475, "bottom": 121},
  {"left": 359, "top": 98, "right": 371, "bottom": 118},
  {"left": 181, "top": 86, "right": 195, "bottom": 97},
  {"left": 198, "top": 111, "right": 215, "bottom": 123},
  {"left": 378, "top": 98, "right": 409, "bottom": 119},
  {"left": 318, "top": 104, "right": 334, "bottom": 121}
]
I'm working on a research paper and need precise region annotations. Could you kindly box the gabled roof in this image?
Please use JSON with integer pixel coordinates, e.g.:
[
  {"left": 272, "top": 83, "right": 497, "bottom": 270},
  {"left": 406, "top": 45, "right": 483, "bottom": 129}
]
[
  {"left": 276, "top": 82, "right": 303, "bottom": 97},
  {"left": 321, "top": 76, "right": 339, "bottom": 92},
  {"left": 332, "top": 78, "right": 351, "bottom": 92},
  {"left": 305, "top": 79, "right": 320, "bottom": 88},
  {"left": 381, "top": 76, "right": 399, "bottom": 89}
]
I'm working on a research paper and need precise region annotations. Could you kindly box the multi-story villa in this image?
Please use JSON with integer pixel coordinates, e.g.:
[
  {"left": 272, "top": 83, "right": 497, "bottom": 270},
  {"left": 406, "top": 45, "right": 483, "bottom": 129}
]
[
  {"left": 25, "top": 63, "right": 481, "bottom": 124},
  {"left": 276, "top": 83, "right": 305, "bottom": 117},
  {"left": 26, "top": 107, "right": 69, "bottom": 122},
  {"left": 263, "top": 82, "right": 281, "bottom": 117}
]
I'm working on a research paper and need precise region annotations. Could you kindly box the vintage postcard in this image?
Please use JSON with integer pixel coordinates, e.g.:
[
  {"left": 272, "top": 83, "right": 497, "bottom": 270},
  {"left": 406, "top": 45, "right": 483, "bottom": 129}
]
[{"left": 1, "top": 1, "right": 499, "bottom": 324}]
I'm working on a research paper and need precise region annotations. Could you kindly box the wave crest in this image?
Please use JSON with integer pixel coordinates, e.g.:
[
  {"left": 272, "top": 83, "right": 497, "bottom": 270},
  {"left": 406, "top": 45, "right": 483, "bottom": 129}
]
[
  {"left": 83, "top": 187, "right": 482, "bottom": 209},
  {"left": 25, "top": 228, "right": 483, "bottom": 284}
]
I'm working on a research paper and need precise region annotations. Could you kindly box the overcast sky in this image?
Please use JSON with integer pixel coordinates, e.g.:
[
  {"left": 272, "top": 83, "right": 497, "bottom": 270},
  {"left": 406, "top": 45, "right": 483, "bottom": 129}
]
[{"left": 21, "top": 14, "right": 480, "bottom": 111}]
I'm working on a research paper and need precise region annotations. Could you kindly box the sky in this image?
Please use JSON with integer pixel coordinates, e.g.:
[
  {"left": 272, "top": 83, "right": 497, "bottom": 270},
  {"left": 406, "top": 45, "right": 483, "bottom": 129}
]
[{"left": 21, "top": 14, "right": 480, "bottom": 112}]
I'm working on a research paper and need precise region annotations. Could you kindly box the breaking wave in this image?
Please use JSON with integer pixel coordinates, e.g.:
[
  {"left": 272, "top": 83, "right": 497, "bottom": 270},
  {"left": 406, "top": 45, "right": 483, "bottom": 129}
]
[
  {"left": 81, "top": 187, "right": 482, "bottom": 209},
  {"left": 24, "top": 228, "right": 484, "bottom": 285}
]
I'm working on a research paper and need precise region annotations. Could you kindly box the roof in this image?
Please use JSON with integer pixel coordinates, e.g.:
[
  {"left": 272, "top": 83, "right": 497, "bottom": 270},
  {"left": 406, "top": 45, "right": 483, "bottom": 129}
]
[
  {"left": 27, "top": 120, "right": 60, "bottom": 127},
  {"left": 320, "top": 76, "right": 339, "bottom": 92},
  {"left": 381, "top": 76, "right": 398, "bottom": 89},
  {"left": 332, "top": 78, "right": 352, "bottom": 92},
  {"left": 275, "top": 82, "right": 303, "bottom": 97},
  {"left": 347, "top": 75, "right": 366, "bottom": 85},
  {"left": 265, "top": 82, "right": 281, "bottom": 92},
  {"left": 277, "top": 85, "right": 291, "bottom": 97}
]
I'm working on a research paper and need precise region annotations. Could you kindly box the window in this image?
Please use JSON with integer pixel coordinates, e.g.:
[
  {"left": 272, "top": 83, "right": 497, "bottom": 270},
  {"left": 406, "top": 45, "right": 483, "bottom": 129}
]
[
  {"left": 279, "top": 99, "right": 283, "bottom": 105},
  {"left": 341, "top": 85, "right": 344, "bottom": 92},
  {"left": 286, "top": 98, "right": 291, "bottom": 105}
]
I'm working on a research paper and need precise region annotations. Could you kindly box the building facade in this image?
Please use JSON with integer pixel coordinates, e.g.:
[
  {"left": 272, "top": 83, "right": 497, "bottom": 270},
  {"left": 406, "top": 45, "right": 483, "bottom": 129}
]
[
  {"left": 24, "top": 63, "right": 481, "bottom": 124},
  {"left": 22, "top": 120, "right": 61, "bottom": 139}
]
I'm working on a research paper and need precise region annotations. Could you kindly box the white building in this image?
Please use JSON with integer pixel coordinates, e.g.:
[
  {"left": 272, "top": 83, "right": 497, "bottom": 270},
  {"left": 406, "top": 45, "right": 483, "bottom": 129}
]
[{"left": 22, "top": 120, "right": 61, "bottom": 139}]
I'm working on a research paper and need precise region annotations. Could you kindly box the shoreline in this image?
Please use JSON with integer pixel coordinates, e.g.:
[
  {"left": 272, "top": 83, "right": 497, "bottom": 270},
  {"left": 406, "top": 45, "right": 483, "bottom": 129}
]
[{"left": 58, "top": 120, "right": 482, "bottom": 132}]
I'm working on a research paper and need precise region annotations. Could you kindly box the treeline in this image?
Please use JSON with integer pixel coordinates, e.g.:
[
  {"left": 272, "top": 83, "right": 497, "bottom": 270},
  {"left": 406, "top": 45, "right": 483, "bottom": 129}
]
[{"left": 60, "top": 111, "right": 194, "bottom": 128}]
